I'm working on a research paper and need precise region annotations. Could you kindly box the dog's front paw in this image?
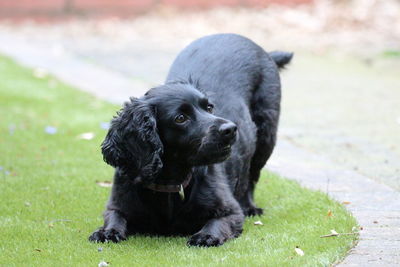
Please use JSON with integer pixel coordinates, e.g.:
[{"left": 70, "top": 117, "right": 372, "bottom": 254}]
[
  {"left": 187, "top": 232, "right": 225, "bottom": 247},
  {"left": 243, "top": 206, "right": 263, "bottom": 217},
  {"left": 89, "top": 228, "right": 126, "bottom": 243}
]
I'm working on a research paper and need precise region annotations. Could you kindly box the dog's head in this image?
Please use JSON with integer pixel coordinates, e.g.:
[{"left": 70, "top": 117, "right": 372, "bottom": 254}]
[{"left": 101, "top": 80, "right": 237, "bottom": 183}]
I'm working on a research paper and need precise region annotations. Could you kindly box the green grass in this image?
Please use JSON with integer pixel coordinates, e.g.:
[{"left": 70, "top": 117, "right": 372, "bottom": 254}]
[
  {"left": 0, "top": 55, "right": 357, "bottom": 267},
  {"left": 381, "top": 50, "right": 400, "bottom": 58}
]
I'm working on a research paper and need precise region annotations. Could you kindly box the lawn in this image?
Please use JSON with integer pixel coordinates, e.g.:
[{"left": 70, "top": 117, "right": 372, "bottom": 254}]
[{"left": 0, "top": 55, "right": 358, "bottom": 267}]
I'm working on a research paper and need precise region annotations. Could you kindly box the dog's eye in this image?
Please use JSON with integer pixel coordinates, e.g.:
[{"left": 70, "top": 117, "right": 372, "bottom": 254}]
[
  {"left": 207, "top": 104, "right": 214, "bottom": 113},
  {"left": 174, "top": 114, "right": 187, "bottom": 124}
]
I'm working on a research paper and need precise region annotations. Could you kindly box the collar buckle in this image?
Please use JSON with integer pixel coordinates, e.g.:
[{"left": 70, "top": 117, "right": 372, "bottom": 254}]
[{"left": 145, "top": 173, "right": 192, "bottom": 200}]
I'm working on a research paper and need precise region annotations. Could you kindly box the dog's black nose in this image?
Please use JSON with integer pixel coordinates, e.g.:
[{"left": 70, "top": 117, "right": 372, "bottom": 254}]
[{"left": 219, "top": 122, "right": 237, "bottom": 142}]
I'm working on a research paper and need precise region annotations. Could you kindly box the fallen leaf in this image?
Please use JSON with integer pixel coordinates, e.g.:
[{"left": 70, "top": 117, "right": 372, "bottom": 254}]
[
  {"left": 327, "top": 210, "right": 333, "bottom": 217},
  {"left": 77, "top": 132, "right": 95, "bottom": 140},
  {"left": 96, "top": 181, "right": 113, "bottom": 188},
  {"left": 254, "top": 220, "right": 263, "bottom": 226},
  {"left": 320, "top": 230, "right": 358, "bottom": 238},
  {"left": 48, "top": 223, "right": 54, "bottom": 228},
  {"left": 33, "top": 68, "right": 48, "bottom": 79},
  {"left": 34, "top": 249, "right": 42, "bottom": 252},
  {"left": 342, "top": 201, "right": 351, "bottom": 205},
  {"left": 98, "top": 261, "right": 109, "bottom": 267},
  {"left": 44, "top": 126, "right": 57, "bottom": 135},
  {"left": 330, "top": 229, "right": 339, "bottom": 235},
  {"left": 295, "top": 247, "right": 304, "bottom": 256}
]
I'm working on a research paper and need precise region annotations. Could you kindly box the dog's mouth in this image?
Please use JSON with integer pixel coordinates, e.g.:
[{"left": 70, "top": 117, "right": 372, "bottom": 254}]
[
  {"left": 186, "top": 142, "right": 233, "bottom": 165},
  {"left": 204, "top": 142, "right": 233, "bottom": 161},
  {"left": 217, "top": 144, "right": 232, "bottom": 156}
]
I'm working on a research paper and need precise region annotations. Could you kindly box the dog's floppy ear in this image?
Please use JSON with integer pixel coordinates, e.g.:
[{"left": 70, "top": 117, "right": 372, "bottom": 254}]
[{"left": 101, "top": 97, "right": 163, "bottom": 183}]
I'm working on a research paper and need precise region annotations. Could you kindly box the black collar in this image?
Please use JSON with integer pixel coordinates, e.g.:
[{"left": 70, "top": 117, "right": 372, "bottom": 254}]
[{"left": 145, "top": 173, "right": 192, "bottom": 194}]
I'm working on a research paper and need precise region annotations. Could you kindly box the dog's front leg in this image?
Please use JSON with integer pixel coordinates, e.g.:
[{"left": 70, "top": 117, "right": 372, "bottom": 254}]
[
  {"left": 188, "top": 212, "right": 244, "bottom": 247},
  {"left": 89, "top": 209, "right": 127, "bottom": 243}
]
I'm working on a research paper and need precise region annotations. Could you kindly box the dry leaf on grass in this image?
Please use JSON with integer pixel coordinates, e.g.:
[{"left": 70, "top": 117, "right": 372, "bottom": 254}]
[
  {"left": 220, "top": 256, "right": 228, "bottom": 262},
  {"left": 33, "top": 68, "right": 48, "bottom": 79},
  {"left": 320, "top": 229, "right": 358, "bottom": 238},
  {"left": 77, "top": 132, "right": 95, "bottom": 140},
  {"left": 327, "top": 210, "right": 333, "bottom": 217},
  {"left": 98, "top": 261, "right": 109, "bottom": 267},
  {"left": 342, "top": 201, "right": 351, "bottom": 205},
  {"left": 96, "top": 181, "right": 113, "bottom": 188},
  {"left": 295, "top": 246, "right": 304, "bottom": 256}
]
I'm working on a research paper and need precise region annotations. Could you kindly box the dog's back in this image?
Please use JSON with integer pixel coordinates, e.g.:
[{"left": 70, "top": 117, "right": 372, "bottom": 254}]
[{"left": 167, "top": 34, "right": 270, "bottom": 101}]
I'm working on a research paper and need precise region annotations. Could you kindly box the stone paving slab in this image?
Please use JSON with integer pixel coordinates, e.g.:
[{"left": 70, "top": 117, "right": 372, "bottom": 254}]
[{"left": 0, "top": 30, "right": 399, "bottom": 266}]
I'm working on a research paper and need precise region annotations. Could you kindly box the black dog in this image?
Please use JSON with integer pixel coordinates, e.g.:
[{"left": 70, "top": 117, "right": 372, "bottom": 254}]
[{"left": 89, "top": 33, "right": 292, "bottom": 247}]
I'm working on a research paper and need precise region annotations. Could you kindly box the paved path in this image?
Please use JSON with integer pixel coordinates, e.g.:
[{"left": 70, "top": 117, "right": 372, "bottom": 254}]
[
  {"left": 269, "top": 141, "right": 400, "bottom": 266},
  {"left": 1, "top": 30, "right": 399, "bottom": 266}
]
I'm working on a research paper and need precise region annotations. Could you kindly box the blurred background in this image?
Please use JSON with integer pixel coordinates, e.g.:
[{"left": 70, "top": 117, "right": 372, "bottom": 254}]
[{"left": 0, "top": 0, "right": 399, "bottom": 191}]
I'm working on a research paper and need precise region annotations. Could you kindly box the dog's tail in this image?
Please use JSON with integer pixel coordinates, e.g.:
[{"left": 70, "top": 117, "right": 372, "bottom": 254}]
[{"left": 269, "top": 51, "right": 293, "bottom": 70}]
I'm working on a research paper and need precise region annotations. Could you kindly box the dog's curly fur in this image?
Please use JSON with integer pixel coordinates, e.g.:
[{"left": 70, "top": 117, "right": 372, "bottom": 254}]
[{"left": 89, "top": 33, "right": 292, "bottom": 247}]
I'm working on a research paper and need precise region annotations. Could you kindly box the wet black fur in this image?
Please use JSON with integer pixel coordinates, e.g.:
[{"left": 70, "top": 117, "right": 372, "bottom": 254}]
[{"left": 89, "top": 34, "right": 292, "bottom": 246}]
